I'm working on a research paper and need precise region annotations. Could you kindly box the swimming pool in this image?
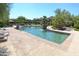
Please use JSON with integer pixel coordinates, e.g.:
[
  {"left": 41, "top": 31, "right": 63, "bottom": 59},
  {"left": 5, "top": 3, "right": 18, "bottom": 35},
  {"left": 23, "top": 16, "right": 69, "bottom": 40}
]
[{"left": 21, "top": 26, "right": 70, "bottom": 44}]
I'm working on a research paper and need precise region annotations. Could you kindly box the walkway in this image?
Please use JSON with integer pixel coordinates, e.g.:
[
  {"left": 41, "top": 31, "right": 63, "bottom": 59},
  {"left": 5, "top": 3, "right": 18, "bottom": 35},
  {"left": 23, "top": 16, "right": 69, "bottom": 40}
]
[{"left": 0, "top": 27, "right": 79, "bottom": 56}]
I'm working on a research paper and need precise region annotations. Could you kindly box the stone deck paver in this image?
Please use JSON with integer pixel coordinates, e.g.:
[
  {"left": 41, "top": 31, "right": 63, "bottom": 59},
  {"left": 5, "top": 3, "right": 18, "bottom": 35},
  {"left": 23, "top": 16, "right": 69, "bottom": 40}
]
[{"left": 0, "top": 27, "right": 79, "bottom": 56}]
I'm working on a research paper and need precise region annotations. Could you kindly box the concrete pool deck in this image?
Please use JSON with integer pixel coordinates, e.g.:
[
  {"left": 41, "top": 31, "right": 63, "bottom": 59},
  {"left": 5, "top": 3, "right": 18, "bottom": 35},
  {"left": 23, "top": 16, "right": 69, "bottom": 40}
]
[{"left": 0, "top": 27, "right": 79, "bottom": 56}]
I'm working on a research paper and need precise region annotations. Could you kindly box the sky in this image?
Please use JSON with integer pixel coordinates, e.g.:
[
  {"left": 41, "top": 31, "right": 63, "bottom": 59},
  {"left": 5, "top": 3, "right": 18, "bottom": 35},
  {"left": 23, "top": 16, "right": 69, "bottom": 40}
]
[{"left": 10, "top": 3, "right": 79, "bottom": 19}]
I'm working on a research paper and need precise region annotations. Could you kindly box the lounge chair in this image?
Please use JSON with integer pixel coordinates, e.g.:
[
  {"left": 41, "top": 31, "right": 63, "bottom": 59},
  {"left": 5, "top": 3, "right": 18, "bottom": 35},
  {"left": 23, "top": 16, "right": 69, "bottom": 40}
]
[{"left": 0, "top": 29, "right": 9, "bottom": 42}]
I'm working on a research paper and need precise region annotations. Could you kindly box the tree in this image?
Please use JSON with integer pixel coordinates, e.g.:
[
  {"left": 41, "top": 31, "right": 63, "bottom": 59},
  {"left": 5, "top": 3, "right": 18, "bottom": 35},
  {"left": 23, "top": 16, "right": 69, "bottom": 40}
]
[
  {"left": 52, "top": 9, "right": 65, "bottom": 29},
  {"left": 0, "top": 3, "right": 10, "bottom": 27},
  {"left": 32, "top": 18, "right": 40, "bottom": 24},
  {"left": 52, "top": 16, "right": 65, "bottom": 29},
  {"left": 16, "top": 16, "right": 27, "bottom": 25},
  {"left": 62, "top": 9, "right": 73, "bottom": 27},
  {"left": 48, "top": 16, "right": 53, "bottom": 25},
  {"left": 74, "top": 15, "right": 79, "bottom": 30},
  {"left": 42, "top": 16, "right": 48, "bottom": 29},
  {"left": 52, "top": 9, "right": 73, "bottom": 30}
]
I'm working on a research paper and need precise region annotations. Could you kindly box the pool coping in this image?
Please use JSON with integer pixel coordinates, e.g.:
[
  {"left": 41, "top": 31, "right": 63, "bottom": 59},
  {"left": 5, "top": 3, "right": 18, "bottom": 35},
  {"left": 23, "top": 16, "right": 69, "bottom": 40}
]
[{"left": 47, "top": 26, "right": 72, "bottom": 34}]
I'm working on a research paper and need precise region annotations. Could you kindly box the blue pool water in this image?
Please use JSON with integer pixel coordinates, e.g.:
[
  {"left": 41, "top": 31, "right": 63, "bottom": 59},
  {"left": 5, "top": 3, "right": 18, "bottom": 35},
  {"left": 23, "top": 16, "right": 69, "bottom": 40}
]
[{"left": 21, "top": 26, "right": 70, "bottom": 44}]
